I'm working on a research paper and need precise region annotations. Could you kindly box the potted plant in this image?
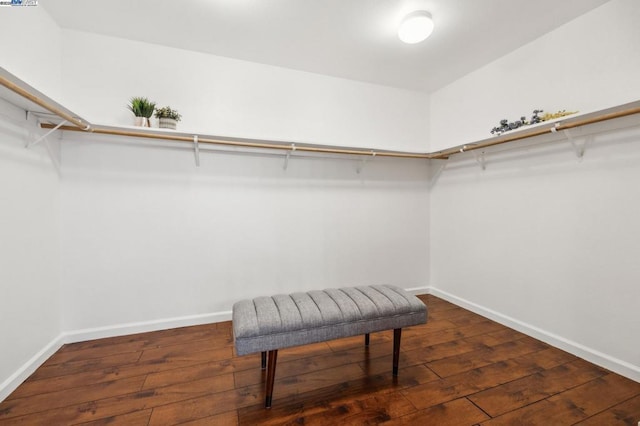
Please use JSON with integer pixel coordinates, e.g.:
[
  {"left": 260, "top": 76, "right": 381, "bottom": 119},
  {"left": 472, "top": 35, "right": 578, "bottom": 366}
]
[
  {"left": 127, "top": 97, "right": 156, "bottom": 127},
  {"left": 154, "top": 106, "right": 182, "bottom": 130}
]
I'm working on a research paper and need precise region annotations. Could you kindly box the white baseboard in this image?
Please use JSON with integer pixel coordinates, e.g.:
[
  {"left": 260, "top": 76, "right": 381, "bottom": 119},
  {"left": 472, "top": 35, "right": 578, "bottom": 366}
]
[
  {"left": 429, "top": 286, "right": 640, "bottom": 383},
  {"left": 404, "top": 285, "right": 430, "bottom": 296},
  {"left": 0, "top": 334, "right": 65, "bottom": 402},
  {"left": 61, "top": 310, "right": 232, "bottom": 344},
  {"left": 0, "top": 309, "right": 232, "bottom": 402}
]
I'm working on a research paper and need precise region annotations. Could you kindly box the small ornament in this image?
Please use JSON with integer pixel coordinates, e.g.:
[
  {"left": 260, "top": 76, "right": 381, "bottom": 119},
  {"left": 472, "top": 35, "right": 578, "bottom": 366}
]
[
  {"left": 541, "top": 110, "right": 578, "bottom": 121},
  {"left": 490, "top": 108, "right": 577, "bottom": 135}
]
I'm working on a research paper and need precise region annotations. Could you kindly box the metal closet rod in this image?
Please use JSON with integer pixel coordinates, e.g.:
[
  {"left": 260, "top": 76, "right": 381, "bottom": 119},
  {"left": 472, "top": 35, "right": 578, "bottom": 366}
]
[{"left": 4, "top": 72, "right": 640, "bottom": 160}]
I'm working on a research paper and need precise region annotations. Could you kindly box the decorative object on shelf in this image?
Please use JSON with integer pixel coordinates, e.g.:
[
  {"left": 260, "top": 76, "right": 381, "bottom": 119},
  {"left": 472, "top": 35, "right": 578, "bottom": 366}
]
[
  {"left": 491, "top": 116, "right": 528, "bottom": 135},
  {"left": 530, "top": 109, "right": 544, "bottom": 125},
  {"left": 491, "top": 109, "right": 578, "bottom": 135},
  {"left": 155, "top": 106, "right": 182, "bottom": 130},
  {"left": 541, "top": 110, "right": 578, "bottom": 121},
  {"left": 127, "top": 97, "right": 156, "bottom": 127}
]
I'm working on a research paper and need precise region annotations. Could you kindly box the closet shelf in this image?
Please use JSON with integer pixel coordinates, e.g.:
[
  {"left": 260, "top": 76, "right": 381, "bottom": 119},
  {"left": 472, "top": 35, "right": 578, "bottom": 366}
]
[
  {"left": 2, "top": 67, "right": 639, "bottom": 161},
  {"left": 429, "top": 102, "right": 640, "bottom": 159},
  {"left": 0, "top": 67, "right": 90, "bottom": 131}
]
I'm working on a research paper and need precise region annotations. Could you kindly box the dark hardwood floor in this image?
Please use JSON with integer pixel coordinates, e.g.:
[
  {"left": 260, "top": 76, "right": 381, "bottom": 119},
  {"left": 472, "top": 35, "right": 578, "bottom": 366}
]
[{"left": 1, "top": 295, "right": 639, "bottom": 425}]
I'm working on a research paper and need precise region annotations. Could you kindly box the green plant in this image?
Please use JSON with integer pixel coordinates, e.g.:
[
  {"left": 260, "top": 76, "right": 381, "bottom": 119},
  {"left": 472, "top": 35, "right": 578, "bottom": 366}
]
[
  {"left": 154, "top": 106, "right": 182, "bottom": 121},
  {"left": 127, "top": 97, "right": 156, "bottom": 118}
]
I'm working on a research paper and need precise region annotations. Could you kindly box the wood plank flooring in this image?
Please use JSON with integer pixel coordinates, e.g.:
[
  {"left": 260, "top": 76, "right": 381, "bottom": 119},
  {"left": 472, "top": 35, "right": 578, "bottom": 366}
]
[{"left": 1, "top": 295, "right": 639, "bottom": 425}]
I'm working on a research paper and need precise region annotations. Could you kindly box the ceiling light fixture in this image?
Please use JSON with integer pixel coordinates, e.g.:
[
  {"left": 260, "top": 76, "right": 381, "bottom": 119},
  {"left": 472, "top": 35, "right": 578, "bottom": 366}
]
[{"left": 398, "top": 11, "right": 434, "bottom": 44}]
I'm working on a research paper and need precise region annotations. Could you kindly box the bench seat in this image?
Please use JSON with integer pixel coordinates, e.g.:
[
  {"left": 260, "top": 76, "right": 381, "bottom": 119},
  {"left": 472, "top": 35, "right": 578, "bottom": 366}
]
[{"left": 232, "top": 284, "right": 427, "bottom": 407}]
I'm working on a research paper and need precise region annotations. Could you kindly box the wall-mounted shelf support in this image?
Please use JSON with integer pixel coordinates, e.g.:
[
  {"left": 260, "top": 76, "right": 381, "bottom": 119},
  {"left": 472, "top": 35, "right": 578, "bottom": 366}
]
[
  {"left": 551, "top": 124, "right": 585, "bottom": 158},
  {"left": 429, "top": 159, "right": 448, "bottom": 189},
  {"left": 563, "top": 129, "right": 586, "bottom": 158},
  {"left": 283, "top": 144, "right": 295, "bottom": 170},
  {"left": 28, "top": 120, "right": 67, "bottom": 148},
  {"left": 473, "top": 151, "right": 487, "bottom": 170},
  {"left": 193, "top": 135, "right": 200, "bottom": 167},
  {"left": 356, "top": 151, "right": 376, "bottom": 174}
]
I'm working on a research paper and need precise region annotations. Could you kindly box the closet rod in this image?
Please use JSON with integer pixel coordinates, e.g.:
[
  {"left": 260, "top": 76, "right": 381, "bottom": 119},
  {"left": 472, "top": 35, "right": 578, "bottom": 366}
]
[
  {"left": 39, "top": 124, "right": 433, "bottom": 159},
  {"left": 0, "top": 74, "right": 91, "bottom": 131},
  {"left": 4, "top": 67, "right": 639, "bottom": 160},
  {"left": 44, "top": 103, "right": 639, "bottom": 160},
  {"left": 430, "top": 105, "right": 640, "bottom": 159}
]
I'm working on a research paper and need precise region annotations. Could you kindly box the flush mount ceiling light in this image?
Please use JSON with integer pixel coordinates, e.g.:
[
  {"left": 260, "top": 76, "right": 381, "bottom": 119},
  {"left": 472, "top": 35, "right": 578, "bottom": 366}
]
[{"left": 398, "top": 11, "right": 434, "bottom": 44}]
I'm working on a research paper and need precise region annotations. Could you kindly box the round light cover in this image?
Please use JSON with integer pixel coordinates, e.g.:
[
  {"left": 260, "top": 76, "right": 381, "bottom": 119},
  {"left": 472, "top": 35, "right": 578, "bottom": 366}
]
[{"left": 398, "top": 11, "right": 434, "bottom": 44}]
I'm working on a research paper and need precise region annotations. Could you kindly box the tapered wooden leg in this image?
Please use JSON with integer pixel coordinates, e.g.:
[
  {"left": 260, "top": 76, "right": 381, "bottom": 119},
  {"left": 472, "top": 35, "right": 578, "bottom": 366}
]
[
  {"left": 393, "top": 328, "right": 402, "bottom": 376},
  {"left": 261, "top": 351, "right": 267, "bottom": 370},
  {"left": 265, "top": 350, "right": 278, "bottom": 408},
  {"left": 364, "top": 333, "right": 370, "bottom": 346}
]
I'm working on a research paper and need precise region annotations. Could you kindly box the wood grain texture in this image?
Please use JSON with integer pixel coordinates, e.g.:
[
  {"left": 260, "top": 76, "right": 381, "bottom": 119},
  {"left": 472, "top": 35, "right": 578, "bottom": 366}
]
[{"left": 1, "top": 295, "right": 638, "bottom": 425}]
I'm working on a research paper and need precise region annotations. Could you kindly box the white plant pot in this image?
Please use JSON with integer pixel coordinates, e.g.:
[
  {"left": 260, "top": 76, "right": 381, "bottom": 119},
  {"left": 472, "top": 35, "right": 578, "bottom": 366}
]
[
  {"left": 158, "top": 118, "right": 177, "bottom": 130},
  {"left": 134, "top": 116, "right": 151, "bottom": 127}
]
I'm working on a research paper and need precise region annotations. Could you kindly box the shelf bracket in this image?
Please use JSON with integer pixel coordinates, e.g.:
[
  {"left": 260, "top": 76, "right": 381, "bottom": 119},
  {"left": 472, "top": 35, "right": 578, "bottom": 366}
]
[
  {"left": 473, "top": 151, "right": 487, "bottom": 170},
  {"left": 429, "top": 159, "right": 448, "bottom": 189},
  {"left": 283, "top": 144, "right": 295, "bottom": 170},
  {"left": 551, "top": 124, "right": 585, "bottom": 159},
  {"left": 356, "top": 151, "right": 376, "bottom": 174},
  {"left": 28, "top": 120, "right": 67, "bottom": 148},
  {"left": 193, "top": 135, "right": 200, "bottom": 167},
  {"left": 564, "top": 129, "right": 585, "bottom": 158}
]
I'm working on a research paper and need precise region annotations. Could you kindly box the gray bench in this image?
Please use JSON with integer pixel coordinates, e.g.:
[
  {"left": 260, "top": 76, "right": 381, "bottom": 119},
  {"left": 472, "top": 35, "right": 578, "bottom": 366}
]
[{"left": 232, "top": 284, "right": 427, "bottom": 408}]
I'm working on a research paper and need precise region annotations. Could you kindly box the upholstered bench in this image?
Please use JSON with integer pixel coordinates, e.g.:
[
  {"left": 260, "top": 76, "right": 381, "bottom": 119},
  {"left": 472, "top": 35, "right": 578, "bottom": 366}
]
[{"left": 232, "top": 284, "right": 427, "bottom": 408}]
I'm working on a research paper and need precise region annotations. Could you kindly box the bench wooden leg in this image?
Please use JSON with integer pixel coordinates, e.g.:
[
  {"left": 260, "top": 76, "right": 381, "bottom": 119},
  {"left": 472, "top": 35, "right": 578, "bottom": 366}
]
[
  {"left": 364, "top": 333, "right": 370, "bottom": 346},
  {"left": 393, "top": 328, "right": 402, "bottom": 376},
  {"left": 261, "top": 351, "right": 267, "bottom": 370},
  {"left": 265, "top": 350, "right": 278, "bottom": 408}
]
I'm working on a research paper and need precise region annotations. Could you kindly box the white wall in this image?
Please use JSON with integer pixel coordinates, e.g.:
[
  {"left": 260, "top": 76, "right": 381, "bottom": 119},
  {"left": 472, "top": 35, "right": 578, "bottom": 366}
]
[
  {"left": 0, "top": 100, "right": 62, "bottom": 400},
  {"left": 0, "top": 4, "right": 62, "bottom": 101},
  {"left": 60, "top": 30, "right": 430, "bottom": 152},
  {"left": 59, "top": 135, "right": 430, "bottom": 333},
  {"left": 430, "top": 0, "right": 640, "bottom": 151},
  {"left": 428, "top": 0, "right": 640, "bottom": 380},
  {"left": 0, "top": 5, "right": 64, "bottom": 401},
  {"left": 430, "top": 120, "right": 640, "bottom": 380}
]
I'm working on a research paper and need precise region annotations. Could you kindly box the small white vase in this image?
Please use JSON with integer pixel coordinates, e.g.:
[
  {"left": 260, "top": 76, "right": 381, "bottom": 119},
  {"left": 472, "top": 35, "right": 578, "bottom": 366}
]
[
  {"left": 134, "top": 116, "right": 150, "bottom": 127},
  {"left": 158, "top": 118, "right": 177, "bottom": 130}
]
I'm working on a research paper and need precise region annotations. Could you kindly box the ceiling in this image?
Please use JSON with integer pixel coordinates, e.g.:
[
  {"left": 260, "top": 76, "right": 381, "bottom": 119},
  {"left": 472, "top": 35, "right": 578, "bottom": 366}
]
[{"left": 43, "top": 0, "right": 610, "bottom": 93}]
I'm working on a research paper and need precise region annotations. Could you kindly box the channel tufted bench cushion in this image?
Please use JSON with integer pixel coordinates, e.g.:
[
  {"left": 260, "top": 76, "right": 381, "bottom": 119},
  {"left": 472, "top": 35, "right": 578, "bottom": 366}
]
[{"left": 232, "top": 284, "right": 427, "bottom": 407}]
